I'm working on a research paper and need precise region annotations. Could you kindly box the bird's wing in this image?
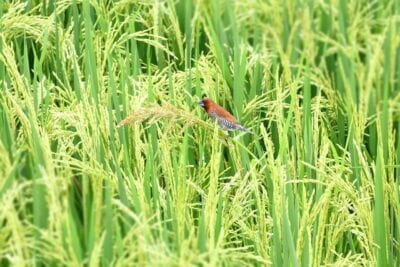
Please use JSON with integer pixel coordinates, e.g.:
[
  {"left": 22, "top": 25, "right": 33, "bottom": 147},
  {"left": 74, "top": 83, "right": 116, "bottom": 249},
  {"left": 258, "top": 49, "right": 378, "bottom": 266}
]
[{"left": 213, "top": 105, "right": 238, "bottom": 123}]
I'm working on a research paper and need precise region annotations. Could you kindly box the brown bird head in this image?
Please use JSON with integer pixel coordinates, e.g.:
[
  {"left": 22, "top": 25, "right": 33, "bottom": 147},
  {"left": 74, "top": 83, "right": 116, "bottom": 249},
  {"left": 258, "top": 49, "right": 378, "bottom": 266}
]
[{"left": 198, "top": 98, "right": 213, "bottom": 112}]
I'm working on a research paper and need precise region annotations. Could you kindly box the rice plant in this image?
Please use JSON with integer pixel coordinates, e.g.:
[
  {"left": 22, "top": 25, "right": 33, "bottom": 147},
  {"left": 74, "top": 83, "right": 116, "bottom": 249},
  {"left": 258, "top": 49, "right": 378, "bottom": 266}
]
[{"left": 0, "top": 0, "right": 399, "bottom": 266}]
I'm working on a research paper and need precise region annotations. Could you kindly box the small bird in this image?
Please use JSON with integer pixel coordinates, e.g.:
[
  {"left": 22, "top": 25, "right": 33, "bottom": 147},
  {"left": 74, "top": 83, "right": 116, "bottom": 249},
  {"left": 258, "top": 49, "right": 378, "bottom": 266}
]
[{"left": 198, "top": 97, "right": 253, "bottom": 134}]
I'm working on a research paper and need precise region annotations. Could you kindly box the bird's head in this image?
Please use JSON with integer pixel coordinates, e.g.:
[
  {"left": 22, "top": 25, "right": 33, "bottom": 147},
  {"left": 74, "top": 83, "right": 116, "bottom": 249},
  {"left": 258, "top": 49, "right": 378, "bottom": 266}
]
[{"left": 198, "top": 98, "right": 212, "bottom": 111}]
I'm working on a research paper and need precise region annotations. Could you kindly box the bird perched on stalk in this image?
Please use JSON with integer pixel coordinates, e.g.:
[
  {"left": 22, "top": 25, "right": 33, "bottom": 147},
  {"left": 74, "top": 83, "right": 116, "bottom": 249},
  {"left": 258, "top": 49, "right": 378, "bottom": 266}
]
[{"left": 198, "top": 97, "right": 253, "bottom": 134}]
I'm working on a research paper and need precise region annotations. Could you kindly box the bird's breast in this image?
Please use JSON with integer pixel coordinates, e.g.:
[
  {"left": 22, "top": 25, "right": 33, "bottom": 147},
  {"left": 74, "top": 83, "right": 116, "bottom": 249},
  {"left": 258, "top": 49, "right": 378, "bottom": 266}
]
[{"left": 208, "top": 111, "right": 217, "bottom": 120}]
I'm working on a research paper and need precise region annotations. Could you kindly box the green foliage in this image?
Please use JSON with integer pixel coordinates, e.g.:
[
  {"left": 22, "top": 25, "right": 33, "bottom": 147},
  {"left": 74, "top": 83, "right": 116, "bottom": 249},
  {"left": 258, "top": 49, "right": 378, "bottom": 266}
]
[{"left": 0, "top": 0, "right": 399, "bottom": 266}]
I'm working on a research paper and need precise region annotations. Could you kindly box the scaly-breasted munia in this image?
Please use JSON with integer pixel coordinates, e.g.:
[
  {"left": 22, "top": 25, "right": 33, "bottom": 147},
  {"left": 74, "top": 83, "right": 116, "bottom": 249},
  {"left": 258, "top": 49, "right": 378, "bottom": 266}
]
[{"left": 198, "top": 97, "right": 253, "bottom": 134}]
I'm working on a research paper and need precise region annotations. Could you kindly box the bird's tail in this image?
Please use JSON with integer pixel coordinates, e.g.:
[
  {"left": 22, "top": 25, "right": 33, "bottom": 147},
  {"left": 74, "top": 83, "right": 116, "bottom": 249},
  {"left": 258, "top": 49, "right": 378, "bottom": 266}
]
[{"left": 239, "top": 125, "right": 253, "bottom": 134}]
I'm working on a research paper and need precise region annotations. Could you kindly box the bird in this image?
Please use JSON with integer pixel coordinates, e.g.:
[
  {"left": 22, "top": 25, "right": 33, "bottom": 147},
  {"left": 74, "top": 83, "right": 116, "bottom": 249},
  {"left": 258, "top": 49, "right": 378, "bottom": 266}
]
[{"left": 198, "top": 97, "right": 253, "bottom": 134}]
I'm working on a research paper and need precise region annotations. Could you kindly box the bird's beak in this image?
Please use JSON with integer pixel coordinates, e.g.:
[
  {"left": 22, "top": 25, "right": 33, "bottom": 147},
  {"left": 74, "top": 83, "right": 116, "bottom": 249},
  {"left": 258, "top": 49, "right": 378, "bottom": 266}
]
[{"left": 198, "top": 101, "right": 204, "bottom": 107}]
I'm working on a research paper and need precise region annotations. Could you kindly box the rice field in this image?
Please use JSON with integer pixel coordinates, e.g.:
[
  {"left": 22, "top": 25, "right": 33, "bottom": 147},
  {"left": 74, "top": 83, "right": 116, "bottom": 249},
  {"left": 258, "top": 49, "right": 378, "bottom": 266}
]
[{"left": 0, "top": 0, "right": 399, "bottom": 266}]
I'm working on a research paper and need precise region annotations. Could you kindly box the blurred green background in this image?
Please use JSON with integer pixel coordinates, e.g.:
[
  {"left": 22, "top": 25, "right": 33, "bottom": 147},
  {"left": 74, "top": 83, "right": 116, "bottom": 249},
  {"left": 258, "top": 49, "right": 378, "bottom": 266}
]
[{"left": 0, "top": 0, "right": 399, "bottom": 266}]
